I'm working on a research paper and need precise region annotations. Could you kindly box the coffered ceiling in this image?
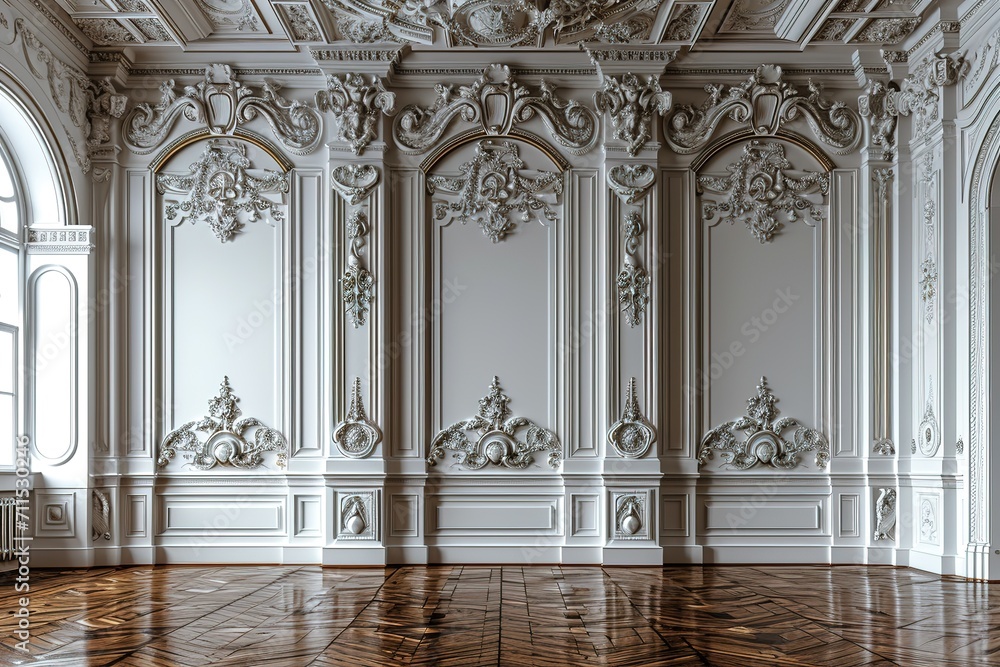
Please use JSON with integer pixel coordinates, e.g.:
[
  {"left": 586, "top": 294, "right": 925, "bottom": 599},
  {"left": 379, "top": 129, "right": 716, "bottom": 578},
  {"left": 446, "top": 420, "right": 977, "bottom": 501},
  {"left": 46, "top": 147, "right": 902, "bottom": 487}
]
[{"left": 43, "top": 0, "right": 938, "bottom": 69}]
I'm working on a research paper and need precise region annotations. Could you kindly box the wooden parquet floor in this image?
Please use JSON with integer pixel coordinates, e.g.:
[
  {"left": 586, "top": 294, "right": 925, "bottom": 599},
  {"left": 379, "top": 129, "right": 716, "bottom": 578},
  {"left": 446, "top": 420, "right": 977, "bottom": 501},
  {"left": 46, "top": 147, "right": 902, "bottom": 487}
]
[{"left": 0, "top": 565, "right": 996, "bottom": 666}]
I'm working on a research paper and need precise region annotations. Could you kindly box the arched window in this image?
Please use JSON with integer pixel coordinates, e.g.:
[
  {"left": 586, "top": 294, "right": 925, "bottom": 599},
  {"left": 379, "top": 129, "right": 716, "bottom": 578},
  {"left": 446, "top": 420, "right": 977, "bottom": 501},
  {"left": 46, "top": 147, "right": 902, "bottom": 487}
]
[{"left": 0, "top": 132, "right": 21, "bottom": 468}]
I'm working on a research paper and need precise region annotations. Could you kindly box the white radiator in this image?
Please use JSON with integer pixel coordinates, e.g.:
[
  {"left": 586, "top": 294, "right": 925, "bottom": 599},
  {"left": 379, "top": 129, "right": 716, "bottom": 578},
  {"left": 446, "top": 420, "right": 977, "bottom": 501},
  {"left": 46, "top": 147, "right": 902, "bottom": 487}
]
[{"left": 0, "top": 497, "right": 17, "bottom": 561}]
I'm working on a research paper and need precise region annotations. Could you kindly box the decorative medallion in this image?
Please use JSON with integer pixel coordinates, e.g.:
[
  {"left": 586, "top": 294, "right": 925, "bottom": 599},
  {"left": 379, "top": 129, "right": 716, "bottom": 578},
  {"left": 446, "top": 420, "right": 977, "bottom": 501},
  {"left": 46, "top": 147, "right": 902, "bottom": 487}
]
[
  {"left": 698, "top": 376, "right": 830, "bottom": 470},
  {"left": 331, "top": 164, "right": 380, "bottom": 205},
  {"left": 338, "top": 491, "right": 378, "bottom": 541},
  {"left": 428, "top": 140, "right": 562, "bottom": 243},
  {"left": 873, "top": 488, "right": 896, "bottom": 541},
  {"left": 698, "top": 141, "right": 829, "bottom": 244},
  {"left": 607, "top": 164, "right": 655, "bottom": 206},
  {"left": 872, "top": 438, "right": 895, "bottom": 456},
  {"left": 617, "top": 212, "right": 650, "bottom": 327},
  {"left": 341, "top": 212, "right": 374, "bottom": 328},
  {"left": 918, "top": 379, "right": 940, "bottom": 457},
  {"left": 393, "top": 64, "right": 598, "bottom": 155},
  {"left": 607, "top": 377, "right": 655, "bottom": 458},
  {"left": 427, "top": 376, "right": 561, "bottom": 470},
  {"left": 450, "top": 0, "right": 543, "bottom": 47},
  {"left": 316, "top": 74, "right": 396, "bottom": 155},
  {"left": 614, "top": 494, "right": 646, "bottom": 539},
  {"left": 92, "top": 490, "right": 111, "bottom": 541},
  {"left": 594, "top": 73, "right": 671, "bottom": 156},
  {"left": 665, "top": 64, "right": 862, "bottom": 155},
  {"left": 333, "top": 377, "right": 382, "bottom": 459},
  {"left": 158, "top": 376, "right": 288, "bottom": 470},
  {"left": 124, "top": 64, "right": 322, "bottom": 155},
  {"left": 156, "top": 139, "right": 288, "bottom": 243}
]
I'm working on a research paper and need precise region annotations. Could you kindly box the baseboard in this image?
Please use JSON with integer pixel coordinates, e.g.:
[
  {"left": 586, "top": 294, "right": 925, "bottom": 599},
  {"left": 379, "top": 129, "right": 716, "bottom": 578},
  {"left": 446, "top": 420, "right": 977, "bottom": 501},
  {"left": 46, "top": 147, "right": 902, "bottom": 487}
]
[
  {"left": 603, "top": 544, "right": 663, "bottom": 566},
  {"left": 425, "top": 545, "right": 562, "bottom": 564},
  {"left": 662, "top": 545, "right": 703, "bottom": 564},
  {"left": 323, "top": 545, "right": 386, "bottom": 567},
  {"left": 560, "top": 545, "right": 602, "bottom": 564},
  {"left": 386, "top": 545, "right": 428, "bottom": 564},
  {"left": 700, "top": 545, "right": 832, "bottom": 564}
]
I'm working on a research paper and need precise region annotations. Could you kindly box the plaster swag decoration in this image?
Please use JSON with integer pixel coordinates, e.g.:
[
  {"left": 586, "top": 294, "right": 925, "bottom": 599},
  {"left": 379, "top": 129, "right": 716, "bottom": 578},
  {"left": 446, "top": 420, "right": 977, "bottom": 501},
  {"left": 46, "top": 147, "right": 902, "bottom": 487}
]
[
  {"left": 393, "top": 64, "right": 598, "bottom": 155},
  {"left": 617, "top": 212, "right": 650, "bottom": 326},
  {"left": 918, "top": 379, "right": 941, "bottom": 457},
  {"left": 331, "top": 164, "right": 380, "bottom": 205},
  {"left": 427, "top": 376, "right": 562, "bottom": 470},
  {"left": 157, "top": 140, "right": 289, "bottom": 243},
  {"left": 92, "top": 490, "right": 111, "bottom": 541},
  {"left": 698, "top": 376, "right": 830, "bottom": 470},
  {"left": 873, "top": 488, "right": 896, "bottom": 541},
  {"left": 594, "top": 73, "right": 672, "bottom": 156},
  {"left": 607, "top": 164, "right": 655, "bottom": 205},
  {"left": 615, "top": 495, "right": 644, "bottom": 537},
  {"left": 333, "top": 377, "right": 382, "bottom": 459},
  {"left": 428, "top": 140, "right": 562, "bottom": 243},
  {"left": 341, "top": 212, "right": 374, "bottom": 327},
  {"left": 665, "top": 64, "right": 862, "bottom": 155},
  {"left": 607, "top": 377, "right": 655, "bottom": 458},
  {"left": 124, "top": 64, "right": 322, "bottom": 155},
  {"left": 316, "top": 74, "right": 396, "bottom": 155},
  {"left": 698, "top": 141, "right": 829, "bottom": 243},
  {"left": 158, "top": 376, "right": 288, "bottom": 470}
]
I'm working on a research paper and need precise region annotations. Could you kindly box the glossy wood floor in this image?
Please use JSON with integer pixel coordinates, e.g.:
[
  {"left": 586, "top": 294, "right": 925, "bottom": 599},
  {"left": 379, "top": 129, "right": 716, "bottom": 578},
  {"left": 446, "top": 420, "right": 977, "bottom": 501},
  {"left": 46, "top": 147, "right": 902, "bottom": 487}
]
[{"left": 0, "top": 565, "right": 997, "bottom": 666}]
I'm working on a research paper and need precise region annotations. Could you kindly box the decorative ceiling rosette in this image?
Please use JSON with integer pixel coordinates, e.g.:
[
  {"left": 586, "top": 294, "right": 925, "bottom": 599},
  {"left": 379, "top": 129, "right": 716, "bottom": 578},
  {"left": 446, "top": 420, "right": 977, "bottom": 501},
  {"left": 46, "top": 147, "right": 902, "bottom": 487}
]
[
  {"left": 393, "top": 63, "right": 598, "bottom": 155},
  {"left": 333, "top": 377, "right": 382, "bottom": 458},
  {"left": 698, "top": 376, "right": 829, "bottom": 470},
  {"left": 607, "top": 377, "right": 655, "bottom": 458},
  {"left": 428, "top": 376, "right": 561, "bottom": 470},
  {"left": 158, "top": 376, "right": 288, "bottom": 470},
  {"left": 124, "top": 64, "right": 322, "bottom": 155},
  {"left": 665, "top": 64, "right": 862, "bottom": 155}
]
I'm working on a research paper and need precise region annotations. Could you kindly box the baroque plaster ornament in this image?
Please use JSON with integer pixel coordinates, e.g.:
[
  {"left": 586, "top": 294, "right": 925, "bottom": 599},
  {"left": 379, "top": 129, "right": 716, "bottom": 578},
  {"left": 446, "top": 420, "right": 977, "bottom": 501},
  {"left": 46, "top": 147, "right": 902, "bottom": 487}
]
[
  {"left": 316, "top": 74, "right": 396, "bottom": 155},
  {"left": 449, "top": 0, "right": 546, "bottom": 47},
  {"left": 158, "top": 376, "right": 288, "bottom": 470},
  {"left": 919, "top": 257, "right": 938, "bottom": 323},
  {"left": 957, "top": 437, "right": 964, "bottom": 455},
  {"left": 894, "top": 52, "right": 969, "bottom": 139},
  {"left": 918, "top": 378, "right": 941, "bottom": 457},
  {"left": 393, "top": 64, "right": 598, "bottom": 155},
  {"left": 196, "top": 0, "right": 260, "bottom": 32},
  {"left": 873, "top": 488, "right": 896, "bottom": 541},
  {"left": 428, "top": 140, "right": 562, "bottom": 243},
  {"left": 911, "top": 438, "right": 917, "bottom": 454},
  {"left": 92, "top": 490, "right": 111, "bottom": 541},
  {"left": 617, "top": 211, "right": 650, "bottom": 327},
  {"left": 339, "top": 495, "right": 373, "bottom": 538},
  {"left": 615, "top": 495, "right": 644, "bottom": 537},
  {"left": 920, "top": 498, "right": 937, "bottom": 543},
  {"left": 16, "top": 20, "right": 128, "bottom": 173},
  {"left": 124, "top": 64, "right": 322, "bottom": 155},
  {"left": 872, "top": 438, "right": 895, "bottom": 456},
  {"left": 721, "top": 0, "right": 787, "bottom": 32},
  {"left": 281, "top": 4, "right": 322, "bottom": 41},
  {"left": 664, "top": 3, "right": 703, "bottom": 41},
  {"left": 594, "top": 73, "right": 671, "bottom": 156},
  {"left": 156, "top": 139, "right": 288, "bottom": 243},
  {"left": 858, "top": 79, "right": 900, "bottom": 160},
  {"left": 607, "top": 164, "right": 655, "bottom": 205},
  {"left": 341, "top": 211, "right": 374, "bottom": 327},
  {"left": 698, "top": 376, "right": 830, "bottom": 470},
  {"left": 698, "top": 142, "right": 829, "bottom": 243},
  {"left": 331, "top": 163, "right": 380, "bottom": 205},
  {"left": 607, "top": 377, "right": 655, "bottom": 458},
  {"left": 665, "top": 64, "right": 862, "bottom": 155},
  {"left": 333, "top": 378, "right": 382, "bottom": 458},
  {"left": 427, "top": 376, "right": 561, "bottom": 470}
]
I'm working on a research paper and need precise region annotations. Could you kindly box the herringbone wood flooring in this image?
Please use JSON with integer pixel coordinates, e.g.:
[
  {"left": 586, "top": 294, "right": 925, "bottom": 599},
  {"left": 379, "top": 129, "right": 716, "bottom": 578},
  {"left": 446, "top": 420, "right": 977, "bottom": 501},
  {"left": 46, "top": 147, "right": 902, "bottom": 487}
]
[{"left": 0, "top": 565, "right": 996, "bottom": 666}]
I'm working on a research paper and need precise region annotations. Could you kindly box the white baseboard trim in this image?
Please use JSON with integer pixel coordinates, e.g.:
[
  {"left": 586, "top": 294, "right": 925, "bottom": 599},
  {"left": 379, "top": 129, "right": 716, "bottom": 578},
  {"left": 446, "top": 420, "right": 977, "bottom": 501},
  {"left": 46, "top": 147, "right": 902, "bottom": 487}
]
[
  {"left": 662, "top": 545, "right": 703, "bottom": 564},
  {"left": 386, "top": 546, "right": 428, "bottom": 564},
  {"left": 700, "top": 545, "right": 832, "bottom": 564},
  {"left": 560, "top": 545, "right": 602, "bottom": 564},
  {"left": 603, "top": 545, "right": 663, "bottom": 566},
  {"left": 425, "top": 545, "right": 562, "bottom": 564},
  {"left": 323, "top": 545, "right": 386, "bottom": 567}
]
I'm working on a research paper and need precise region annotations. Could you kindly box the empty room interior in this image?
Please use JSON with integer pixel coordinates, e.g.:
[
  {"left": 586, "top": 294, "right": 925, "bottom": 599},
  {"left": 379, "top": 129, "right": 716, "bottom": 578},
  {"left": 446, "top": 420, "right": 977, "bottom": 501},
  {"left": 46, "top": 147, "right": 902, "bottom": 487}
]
[{"left": 1, "top": 0, "right": 1000, "bottom": 664}]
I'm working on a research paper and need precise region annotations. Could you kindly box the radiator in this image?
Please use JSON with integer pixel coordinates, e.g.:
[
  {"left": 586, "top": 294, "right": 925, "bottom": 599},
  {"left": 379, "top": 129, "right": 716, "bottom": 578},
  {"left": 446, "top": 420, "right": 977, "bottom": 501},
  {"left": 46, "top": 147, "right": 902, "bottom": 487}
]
[{"left": 0, "top": 497, "right": 17, "bottom": 561}]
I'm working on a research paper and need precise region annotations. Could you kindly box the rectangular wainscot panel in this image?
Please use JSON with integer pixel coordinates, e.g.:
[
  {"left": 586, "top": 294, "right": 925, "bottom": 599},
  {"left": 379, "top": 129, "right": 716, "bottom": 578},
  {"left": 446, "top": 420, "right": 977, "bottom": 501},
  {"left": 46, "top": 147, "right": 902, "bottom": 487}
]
[
  {"left": 157, "top": 494, "right": 287, "bottom": 538},
  {"left": 428, "top": 494, "right": 562, "bottom": 536},
  {"left": 700, "top": 495, "right": 829, "bottom": 536}
]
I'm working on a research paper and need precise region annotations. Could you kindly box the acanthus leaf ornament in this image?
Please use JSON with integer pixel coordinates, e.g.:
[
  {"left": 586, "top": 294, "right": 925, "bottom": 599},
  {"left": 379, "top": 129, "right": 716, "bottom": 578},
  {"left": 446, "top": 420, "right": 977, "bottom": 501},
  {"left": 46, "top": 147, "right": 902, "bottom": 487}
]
[
  {"left": 158, "top": 376, "right": 288, "bottom": 470},
  {"left": 428, "top": 140, "right": 562, "bottom": 243},
  {"left": 594, "top": 72, "right": 671, "bottom": 156},
  {"left": 607, "top": 377, "right": 655, "bottom": 458},
  {"left": 331, "top": 164, "right": 380, "bottom": 205},
  {"left": 894, "top": 52, "right": 969, "bottom": 140},
  {"left": 124, "top": 64, "right": 322, "bottom": 155},
  {"left": 698, "top": 376, "right": 830, "bottom": 470},
  {"left": 341, "top": 212, "right": 375, "bottom": 328},
  {"left": 156, "top": 139, "right": 288, "bottom": 243},
  {"left": 92, "top": 490, "right": 111, "bottom": 541},
  {"left": 607, "top": 164, "right": 655, "bottom": 206},
  {"left": 617, "top": 212, "right": 650, "bottom": 327},
  {"left": 427, "top": 376, "right": 561, "bottom": 470},
  {"left": 316, "top": 74, "right": 396, "bottom": 155},
  {"left": 698, "top": 141, "right": 829, "bottom": 244},
  {"left": 665, "top": 64, "right": 862, "bottom": 155},
  {"left": 393, "top": 64, "right": 598, "bottom": 155},
  {"left": 858, "top": 79, "right": 900, "bottom": 161},
  {"left": 333, "top": 377, "right": 382, "bottom": 458},
  {"left": 873, "top": 488, "right": 896, "bottom": 541}
]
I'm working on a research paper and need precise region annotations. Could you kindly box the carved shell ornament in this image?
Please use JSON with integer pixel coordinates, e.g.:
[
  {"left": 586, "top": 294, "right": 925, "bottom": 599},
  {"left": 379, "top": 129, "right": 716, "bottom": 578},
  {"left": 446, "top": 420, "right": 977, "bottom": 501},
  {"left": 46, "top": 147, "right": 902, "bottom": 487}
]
[
  {"left": 427, "top": 376, "right": 561, "bottom": 470},
  {"left": 333, "top": 377, "right": 382, "bottom": 458},
  {"left": 698, "top": 376, "right": 829, "bottom": 470},
  {"left": 331, "top": 164, "right": 380, "bottom": 206},
  {"left": 158, "top": 376, "right": 288, "bottom": 470},
  {"left": 607, "top": 164, "right": 655, "bottom": 206}
]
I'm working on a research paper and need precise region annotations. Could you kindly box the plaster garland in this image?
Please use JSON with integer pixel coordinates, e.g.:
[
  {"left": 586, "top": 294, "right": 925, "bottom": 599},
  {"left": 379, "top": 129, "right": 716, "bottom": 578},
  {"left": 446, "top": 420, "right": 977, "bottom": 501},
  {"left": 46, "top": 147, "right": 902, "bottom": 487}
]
[
  {"left": 617, "top": 212, "right": 650, "bottom": 327},
  {"left": 341, "top": 212, "right": 375, "bottom": 328}
]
